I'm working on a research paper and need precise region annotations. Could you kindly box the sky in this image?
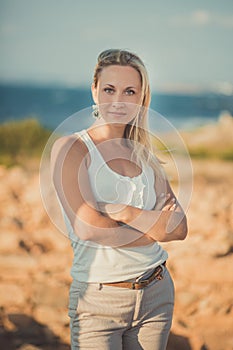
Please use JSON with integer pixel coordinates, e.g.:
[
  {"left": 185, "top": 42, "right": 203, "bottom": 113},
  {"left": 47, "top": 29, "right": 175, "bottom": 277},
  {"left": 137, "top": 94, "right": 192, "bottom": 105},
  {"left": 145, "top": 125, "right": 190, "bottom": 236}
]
[{"left": 0, "top": 0, "right": 233, "bottom": 93}]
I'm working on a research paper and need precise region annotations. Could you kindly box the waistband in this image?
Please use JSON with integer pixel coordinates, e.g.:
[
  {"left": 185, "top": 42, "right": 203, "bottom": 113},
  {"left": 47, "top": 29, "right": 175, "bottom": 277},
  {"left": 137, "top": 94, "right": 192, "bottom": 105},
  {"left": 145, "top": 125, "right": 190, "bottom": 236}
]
[{"left": 101, "top": 262, "right": 166, "bottom": 290}]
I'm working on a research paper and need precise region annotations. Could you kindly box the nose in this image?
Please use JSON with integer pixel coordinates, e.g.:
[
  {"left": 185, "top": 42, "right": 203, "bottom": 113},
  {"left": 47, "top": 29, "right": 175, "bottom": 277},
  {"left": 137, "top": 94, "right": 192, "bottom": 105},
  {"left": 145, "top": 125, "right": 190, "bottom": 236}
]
[
  {"left": 112, "top": 94, "right": 125, "bottom": 109},
  {"left": 112, "top": 101, "right": 125, "bottom": 109}
]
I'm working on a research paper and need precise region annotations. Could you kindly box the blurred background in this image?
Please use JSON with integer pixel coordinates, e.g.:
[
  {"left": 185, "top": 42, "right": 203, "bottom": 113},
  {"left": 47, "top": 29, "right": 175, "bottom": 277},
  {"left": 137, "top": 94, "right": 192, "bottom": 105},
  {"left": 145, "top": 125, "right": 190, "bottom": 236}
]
[
  {"left": 0, "top": 1, "right": 232, "bottom": 350},
  {"left": 1, "top": 0, "right": 233, "bottom": 130}
]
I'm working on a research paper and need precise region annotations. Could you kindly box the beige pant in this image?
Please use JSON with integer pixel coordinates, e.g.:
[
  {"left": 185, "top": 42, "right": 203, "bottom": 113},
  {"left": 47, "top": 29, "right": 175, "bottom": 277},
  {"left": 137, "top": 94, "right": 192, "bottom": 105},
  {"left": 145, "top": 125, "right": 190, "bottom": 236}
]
[{"left": 68, "top": 267, "right": 174, "bottom": 350}]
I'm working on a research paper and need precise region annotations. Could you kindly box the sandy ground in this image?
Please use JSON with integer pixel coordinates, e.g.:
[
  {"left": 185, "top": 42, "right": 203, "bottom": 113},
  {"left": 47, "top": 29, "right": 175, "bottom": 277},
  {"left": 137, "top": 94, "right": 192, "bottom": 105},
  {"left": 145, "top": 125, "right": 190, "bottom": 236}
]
[{"left": 0, "top": 117, "right": 233, "bottom": 350}]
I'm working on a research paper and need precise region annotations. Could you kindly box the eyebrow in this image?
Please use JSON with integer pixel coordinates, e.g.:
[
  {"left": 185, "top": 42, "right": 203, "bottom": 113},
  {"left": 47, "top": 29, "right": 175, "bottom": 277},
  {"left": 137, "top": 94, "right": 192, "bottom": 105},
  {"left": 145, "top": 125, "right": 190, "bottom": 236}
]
[{"left": 104, "top": 84, "right": 138, "bottom": 89}]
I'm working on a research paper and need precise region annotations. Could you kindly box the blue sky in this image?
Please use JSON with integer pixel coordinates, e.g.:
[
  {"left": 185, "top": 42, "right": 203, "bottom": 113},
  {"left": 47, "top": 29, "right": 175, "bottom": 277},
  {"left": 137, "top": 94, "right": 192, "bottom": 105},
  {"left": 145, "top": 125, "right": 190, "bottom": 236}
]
[{"left": 0, "top": 0, "right": 233, "bottom": 93}]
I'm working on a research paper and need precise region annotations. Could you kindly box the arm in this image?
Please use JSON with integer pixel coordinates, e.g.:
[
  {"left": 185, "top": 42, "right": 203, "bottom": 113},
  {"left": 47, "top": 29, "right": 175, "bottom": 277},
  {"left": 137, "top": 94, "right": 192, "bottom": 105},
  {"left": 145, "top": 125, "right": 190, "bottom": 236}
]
[
  {"left": 99, "top": 176, "right": 188, "bottom": 243},
  {"left": 50, "top": 135, "right": 154, "bottom": 247}
]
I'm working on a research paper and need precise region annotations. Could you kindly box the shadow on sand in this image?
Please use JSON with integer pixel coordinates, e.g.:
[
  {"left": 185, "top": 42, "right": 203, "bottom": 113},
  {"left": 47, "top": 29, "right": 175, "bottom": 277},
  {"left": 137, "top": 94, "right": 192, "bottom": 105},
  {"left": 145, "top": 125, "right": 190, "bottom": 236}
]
[
  {"left": 167, "top": 331, "right": 192, "bottom": 350},
  {"left": 0, "top": 312, "right": 70, "bottom": 350}
]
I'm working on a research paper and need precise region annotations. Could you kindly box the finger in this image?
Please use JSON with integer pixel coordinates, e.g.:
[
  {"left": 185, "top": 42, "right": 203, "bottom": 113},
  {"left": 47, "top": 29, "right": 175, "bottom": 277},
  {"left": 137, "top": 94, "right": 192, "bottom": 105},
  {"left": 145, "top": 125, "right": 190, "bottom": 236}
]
[
  {"left": 170, "top": 203, "right": 177, "bottom": 210},
  {"left": 162, "top": 204, "right": 174, "bottom": 211},
  {"left": 162, "top": 200, "right": 177, "bottom": 211},
  {"left": 168, "top": 202, "right": 177, "bottom": 210}
]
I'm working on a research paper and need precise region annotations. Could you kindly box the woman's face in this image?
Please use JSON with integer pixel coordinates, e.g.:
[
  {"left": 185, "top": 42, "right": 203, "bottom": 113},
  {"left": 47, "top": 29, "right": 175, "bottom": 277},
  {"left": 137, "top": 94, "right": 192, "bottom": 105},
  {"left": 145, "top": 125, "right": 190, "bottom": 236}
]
[{"left": 92, "top": 65, "right": 143, "bottom": 124}]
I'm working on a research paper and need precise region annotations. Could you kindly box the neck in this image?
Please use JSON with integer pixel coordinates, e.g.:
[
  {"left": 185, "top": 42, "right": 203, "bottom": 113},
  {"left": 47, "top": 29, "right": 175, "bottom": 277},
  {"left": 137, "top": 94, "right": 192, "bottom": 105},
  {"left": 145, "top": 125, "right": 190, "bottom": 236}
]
[{"left": 89, "top": 119, "right": 127, "bottom": 144}]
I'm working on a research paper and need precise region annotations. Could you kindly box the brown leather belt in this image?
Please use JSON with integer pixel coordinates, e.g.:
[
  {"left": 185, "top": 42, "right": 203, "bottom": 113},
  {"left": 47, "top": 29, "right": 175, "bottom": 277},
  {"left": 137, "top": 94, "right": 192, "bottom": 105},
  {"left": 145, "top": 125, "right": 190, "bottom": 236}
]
[{"left": 102, "top": 262, "right": 166, "bottom": 290}]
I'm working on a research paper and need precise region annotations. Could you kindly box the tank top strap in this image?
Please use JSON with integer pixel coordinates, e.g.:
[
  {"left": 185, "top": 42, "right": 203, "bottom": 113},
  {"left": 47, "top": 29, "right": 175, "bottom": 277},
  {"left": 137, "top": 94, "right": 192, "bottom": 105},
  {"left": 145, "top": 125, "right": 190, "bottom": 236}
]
[
  {"left": 74, "top": 129, "right": 105, "bottom": 165},
  {"left": 74, "top": 129, "right": 95, "bottom": 153}
]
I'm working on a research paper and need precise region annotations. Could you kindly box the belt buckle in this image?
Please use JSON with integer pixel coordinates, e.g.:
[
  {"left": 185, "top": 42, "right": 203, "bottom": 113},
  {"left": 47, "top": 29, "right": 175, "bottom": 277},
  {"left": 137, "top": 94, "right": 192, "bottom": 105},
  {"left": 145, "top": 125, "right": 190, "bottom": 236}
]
[
  {"left": 132, "top": 279, "right": 149, "bottom": 290},
  {"left": 132, "top": 264, "right": 165, "bottom": 289},
  {"left": 139, "top": 279, "right": 150, "bottom": 287}
]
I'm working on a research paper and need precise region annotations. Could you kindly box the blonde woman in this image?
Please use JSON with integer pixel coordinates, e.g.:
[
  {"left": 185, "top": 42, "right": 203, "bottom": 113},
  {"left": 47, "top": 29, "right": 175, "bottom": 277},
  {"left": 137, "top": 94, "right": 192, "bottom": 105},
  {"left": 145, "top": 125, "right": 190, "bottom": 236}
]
[{"left": 51, "top": 49, "right": 188, "bottom": 350}]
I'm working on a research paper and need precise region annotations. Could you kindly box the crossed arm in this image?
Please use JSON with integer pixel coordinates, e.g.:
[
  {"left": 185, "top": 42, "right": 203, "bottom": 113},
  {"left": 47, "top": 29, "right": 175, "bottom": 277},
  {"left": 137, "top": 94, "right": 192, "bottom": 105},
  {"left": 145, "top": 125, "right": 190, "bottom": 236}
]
[
  {"left": 98, "top": 182, "right": 188, "bottom": 243},
  {"left": 51, "top": 135, "right": 187, "bottom": 248}
]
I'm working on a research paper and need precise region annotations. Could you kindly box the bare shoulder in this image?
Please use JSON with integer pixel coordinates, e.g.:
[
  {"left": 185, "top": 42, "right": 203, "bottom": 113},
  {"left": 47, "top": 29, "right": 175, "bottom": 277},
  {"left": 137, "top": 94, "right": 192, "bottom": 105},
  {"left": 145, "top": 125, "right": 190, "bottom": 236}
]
[{"left": 51, "top": 134, "right": 89, "bottom": 164}]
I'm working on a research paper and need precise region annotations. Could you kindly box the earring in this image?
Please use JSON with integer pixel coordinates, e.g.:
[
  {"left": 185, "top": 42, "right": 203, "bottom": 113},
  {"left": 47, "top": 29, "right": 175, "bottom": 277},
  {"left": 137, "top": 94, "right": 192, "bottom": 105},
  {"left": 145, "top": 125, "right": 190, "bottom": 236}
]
[{"left": 92, "top": 104, "right": 100, "bottom": 119}]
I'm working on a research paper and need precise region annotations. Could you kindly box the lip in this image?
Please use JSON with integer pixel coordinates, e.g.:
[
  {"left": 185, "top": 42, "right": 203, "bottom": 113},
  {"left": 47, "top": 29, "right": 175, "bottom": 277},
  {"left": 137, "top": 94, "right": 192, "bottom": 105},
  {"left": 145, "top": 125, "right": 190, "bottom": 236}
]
[{"left": 108, "top": 111, "right": 127, "bottom": 117}]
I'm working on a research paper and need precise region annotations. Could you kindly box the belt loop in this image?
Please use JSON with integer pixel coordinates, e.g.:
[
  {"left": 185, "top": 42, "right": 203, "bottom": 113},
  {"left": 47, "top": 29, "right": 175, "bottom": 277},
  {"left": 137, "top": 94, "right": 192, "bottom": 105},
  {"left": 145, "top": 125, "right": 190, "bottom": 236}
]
[{"left": 98, "top": 283, "right": 103, "bottom": 290}]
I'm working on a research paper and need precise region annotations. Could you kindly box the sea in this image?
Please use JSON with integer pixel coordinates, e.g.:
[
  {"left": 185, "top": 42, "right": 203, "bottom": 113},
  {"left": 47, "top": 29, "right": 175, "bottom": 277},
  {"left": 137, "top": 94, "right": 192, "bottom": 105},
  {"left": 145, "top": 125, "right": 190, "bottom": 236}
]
[{"left": 0, "top": 83, "right": 233, "bottom": 132}]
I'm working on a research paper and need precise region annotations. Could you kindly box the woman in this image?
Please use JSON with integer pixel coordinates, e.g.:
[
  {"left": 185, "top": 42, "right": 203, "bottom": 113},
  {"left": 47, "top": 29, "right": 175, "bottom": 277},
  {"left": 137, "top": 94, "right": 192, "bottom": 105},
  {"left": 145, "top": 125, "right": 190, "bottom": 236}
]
[{"left": 51, "top": 49, "right": 188, "bottom": 350}]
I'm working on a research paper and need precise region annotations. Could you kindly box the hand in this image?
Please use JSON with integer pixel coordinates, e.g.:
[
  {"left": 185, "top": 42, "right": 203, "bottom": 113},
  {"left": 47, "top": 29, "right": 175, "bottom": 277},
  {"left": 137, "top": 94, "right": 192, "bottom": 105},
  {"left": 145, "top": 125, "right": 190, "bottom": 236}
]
[
  {"left": 154, "top": 193, "right": 177, "bottom": 212},
  {"left": 97, "top": 202, "right": 128, "bottom": 221}
]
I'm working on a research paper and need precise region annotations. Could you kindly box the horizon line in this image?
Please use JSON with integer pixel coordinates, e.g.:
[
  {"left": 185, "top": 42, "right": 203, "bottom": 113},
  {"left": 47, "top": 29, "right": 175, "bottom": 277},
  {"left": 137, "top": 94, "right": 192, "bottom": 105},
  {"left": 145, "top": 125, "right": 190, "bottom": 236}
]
[{"left": 0, "top": 79, "right": 233, "bottom": 96}]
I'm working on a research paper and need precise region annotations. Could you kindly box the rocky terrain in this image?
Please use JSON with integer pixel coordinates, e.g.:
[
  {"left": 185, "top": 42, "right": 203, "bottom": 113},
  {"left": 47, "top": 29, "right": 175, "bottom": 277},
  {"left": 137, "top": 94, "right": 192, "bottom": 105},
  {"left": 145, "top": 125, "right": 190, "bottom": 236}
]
[{"left": 0, "top": 118, "right": 233, "bottom": 350}]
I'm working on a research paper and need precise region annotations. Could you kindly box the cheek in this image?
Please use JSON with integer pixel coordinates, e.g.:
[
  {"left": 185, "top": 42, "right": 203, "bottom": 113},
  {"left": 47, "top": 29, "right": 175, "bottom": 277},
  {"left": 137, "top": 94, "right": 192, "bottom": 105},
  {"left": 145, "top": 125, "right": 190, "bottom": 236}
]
[
  {"left": 132, "top": 93, "right": 142, "bottom": 104},
  {"left": 98, "top": 95, "right": 110, "bottom": 103},
  {"left": 94, "top": 93, "right": 109, "bottom": 106},
  {"left": 126, "top": 104, "right": 141, "bottom": 123}
]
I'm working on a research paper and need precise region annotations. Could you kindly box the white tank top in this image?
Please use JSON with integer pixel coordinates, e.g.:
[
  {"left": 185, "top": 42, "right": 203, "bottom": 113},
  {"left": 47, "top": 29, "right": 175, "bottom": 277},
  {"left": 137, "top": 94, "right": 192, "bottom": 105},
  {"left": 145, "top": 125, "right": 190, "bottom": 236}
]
[{"left": 67, "top": 129, "right": 168, "bottom": 283}]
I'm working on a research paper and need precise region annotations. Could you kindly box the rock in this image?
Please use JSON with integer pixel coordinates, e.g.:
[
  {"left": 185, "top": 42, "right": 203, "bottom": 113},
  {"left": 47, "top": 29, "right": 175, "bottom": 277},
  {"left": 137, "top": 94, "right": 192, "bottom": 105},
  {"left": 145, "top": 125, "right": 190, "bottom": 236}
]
[
  {"left": 218, "top": 111, "right": 233, "bottom": 127},
  {"left": 33, "top": 305, "right": 69, "bottom": 328},
  {"left": 18, "top": 345, "right": 43, "bottom": 350},
  {"left": 0, "top": 254, "right": 37, "bottom": 272},
  {"left": 176, "top": 291, "right": 199, "bottom": 309},
  {"left": 32, "top": 280, "right": 68, "bottom": 308},
  {"left": 208, "top": 230, "right": 233, "bottom": 257},
  {"left": 0, "top": 230, "right": 20, "bottom": 253},
  {"left": 0, "top": 283, "right": 27, "bottom": 307}
]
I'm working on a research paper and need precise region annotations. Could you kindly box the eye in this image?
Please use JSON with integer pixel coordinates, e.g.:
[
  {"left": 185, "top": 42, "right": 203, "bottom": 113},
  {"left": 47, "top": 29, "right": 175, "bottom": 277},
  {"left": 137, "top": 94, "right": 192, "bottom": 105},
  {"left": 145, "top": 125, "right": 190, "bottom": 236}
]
[
  {"left": 125, "top": 89, "right": 135, "bottom": 95},
  {"left": 104, "top": 88, "right": 114, "bottom": 94}
]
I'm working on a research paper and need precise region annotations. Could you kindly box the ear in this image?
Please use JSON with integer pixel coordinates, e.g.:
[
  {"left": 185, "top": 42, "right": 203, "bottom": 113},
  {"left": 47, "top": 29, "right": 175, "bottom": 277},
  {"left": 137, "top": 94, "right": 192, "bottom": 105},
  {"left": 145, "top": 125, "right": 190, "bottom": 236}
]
[{"left": 91, "top": 83, "right": 98, "bottom": 104}]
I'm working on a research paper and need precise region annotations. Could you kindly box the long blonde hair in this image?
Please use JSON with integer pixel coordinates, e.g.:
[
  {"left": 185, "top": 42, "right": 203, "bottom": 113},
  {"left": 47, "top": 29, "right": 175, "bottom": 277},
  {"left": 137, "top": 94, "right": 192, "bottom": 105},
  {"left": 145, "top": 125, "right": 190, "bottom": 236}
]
[{"left": 93, "top": 49, "right": 164, "bottom": 177}]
